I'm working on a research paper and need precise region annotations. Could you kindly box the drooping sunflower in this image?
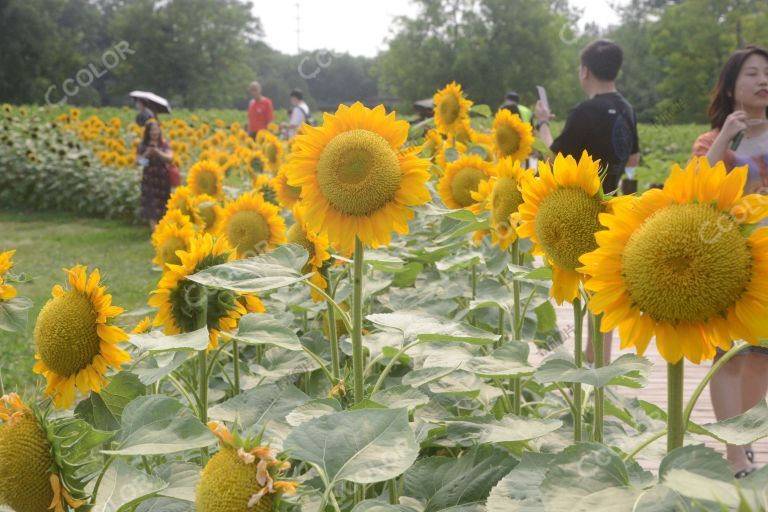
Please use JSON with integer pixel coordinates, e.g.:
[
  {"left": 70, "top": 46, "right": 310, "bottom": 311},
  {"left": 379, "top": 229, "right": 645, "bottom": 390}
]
[
  {"left": 195, "top": 194, "right": 225, "bottom": 236},
  {"left": 0, "top": 394, "right": 84, "bottom": 512},
  {"left": 0, "top": 250, "right": 17, "bottom": 300},
  {"left": 438, "top": 154, "right": 495, "bottom": 210},
  {"left": 188, "top": 160, "right": 224, "bottom": 198},
  {"left": 285, "top": 102, "right": 431, "bottom": 254},
  {"left": 252, "top": 173, "right": 279, "bottom": 205},
  {"left": 151, "top": 210, "right": 197, "bottom": 268},
  {"left": 33, "top": 266, "right": 131, "bottom": 409},
  {"left": 257, "top": 131, "right": 284, "bottom": 173},
  {"left": 167, "top": 186, "right": 202, "bottom": 225},
  {"left": 433, "top": 82, "right": 473, "bottom": 136},
  {"left": 517, "top": 151, "right": 611, "bottom": 304},
  {"left": 220, "top": 192, "right": 287, "bottom": 258},
  {"left": 471, "top": 158, "right": 531, "bottom": 250},
  {"left": 149, "top": 234, "right": 265, "bottom": 350},
  {"left": 286, "top": 206, "right": 332, "bottom": 302},
  {"left": 272, "top": 167, "right": 302, "bottom": 209},
  {"left": 579, "top": 158, "right": 768, "bottom": 364},
  {"left": 492, "top": 109, "right": 534, "bottom": 162},
  {"left": 197, "top": 421, "right": 297, "bottom": 511}
]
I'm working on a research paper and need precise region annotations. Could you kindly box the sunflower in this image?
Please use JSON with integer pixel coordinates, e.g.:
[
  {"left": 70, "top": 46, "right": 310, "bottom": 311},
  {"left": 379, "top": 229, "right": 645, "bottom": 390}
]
[
  {"left": 33, "top": 266, "right": 131, "bottom": 409},
  {"left": 492, "top": 109, "right": 534, "bottom": 162},
  {"left": 438, "top": 154, "right": 495, "bottom": 210},
  {"left": 197, "top": 421, "right": 297, "bottom": 511},
  {"left": 0, "top": 394, "right": 84, "bottom": 512},
  {"left": 471, "top": 158, "right": 531, "bottom": 250},
  {"left": 257, "top": 131, "right": 284, "bottom": 173},
  {"left": 285, "top": 102, "right": 431, "bottom": 254},
  {"left": 272, "top": 167, "right": 302, "bottom": 209},
  {"left": 151, "top": 210, "right": 197, "bottom": 268},
  {"left": 131, "top": 316, "right": 152, "bottom": 334},
  {"left": 188, "top": 160, "right": 224, "bottom": 198},
  {"left": 579, "top": 158, "right": 768, "bottom": 364},
  {"left": 433, "top": 82, "right": 473, "bottom": 136},
  {"left": 517, "top": 151, "right": 611, "bottom": 304},
  {"left": 167, "top": 186, "right": 202, "bottom": 224},
  {"left": 252, "top": 174, "right": 279, "bottom": 205},
  {"left": 220, "top": 192, "right": 287, "bottom": 258},
  {"left": 149, "top": 234, "right": 265, "bottom": 350},
  {"left": 0, "top": 250, "right": 17, "bottom": 300},
  {"left": 196, "top": 194, "right": 224, "bottom": 236},
  {"left": 287, "top": 206, "right": 332, "bottom": 302}
]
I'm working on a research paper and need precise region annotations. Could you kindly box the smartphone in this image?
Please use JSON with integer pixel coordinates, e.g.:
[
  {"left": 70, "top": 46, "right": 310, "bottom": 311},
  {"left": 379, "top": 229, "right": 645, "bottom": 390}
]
[{"left": 536, "top": 85, "right": 550, "bottom": 112}]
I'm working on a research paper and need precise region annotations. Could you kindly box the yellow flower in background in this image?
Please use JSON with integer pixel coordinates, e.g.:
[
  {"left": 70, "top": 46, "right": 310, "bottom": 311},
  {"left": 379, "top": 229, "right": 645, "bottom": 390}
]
[
  {"left": 580, "top": 158, "right": 768, "bottom": 364},
  {"left": 149, "top": 234, "right": 265, "bottom": 350},
  {"left": 287, "top": 206, "right": 332, "bottom": 302},
  {"left": 152, "top": 210, "right": 197, "bottom": 268},
  {"left": 492, "top": 109, "right": 534, "bottom": 161},
  {"left": 251, "top": 173, "right": 278, "bottom": 205},
  {"left": 33, "top": 266, "right": 130, "bottom": 408},
  {"left": 220, "top": 191, "right": 287, "bottom": 258},
  {"left": 257, "top": 130, "right": 284, "bottom": 173},
  {"left": 517, "top": 151, "right": 608, "bottom": 304},
  {"left": 0, "top": 250, "right": 17, "bottom": 300},
  {"left": 272, "top": 167, "right": 302, "bottom": 209},
  {"left": 195, "top": 194, "right": 224, "bottom": 236},
  {"left": 167, "top": 186, "right": 202, "bottom": 225},
  {"left": 433, "top": 82, "right": 473, "bottom": 136},
  {"left": 438, "top": 154, "right": 495, "bottom": 210},
  {"left": 131, "top": 316, "right": 152, "bottom": 334},
  {"left": 285, "top": 102, "right": 431, "bottom": 254},
  {"left": 188, "top": 160, "right": 224, "bottom": 199}
]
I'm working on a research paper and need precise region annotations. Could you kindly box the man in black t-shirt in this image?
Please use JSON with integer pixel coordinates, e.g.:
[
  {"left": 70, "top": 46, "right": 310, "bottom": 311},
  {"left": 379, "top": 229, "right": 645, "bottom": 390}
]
[{"left": 535, "top": 40, "right": 640, "bottom": 194}]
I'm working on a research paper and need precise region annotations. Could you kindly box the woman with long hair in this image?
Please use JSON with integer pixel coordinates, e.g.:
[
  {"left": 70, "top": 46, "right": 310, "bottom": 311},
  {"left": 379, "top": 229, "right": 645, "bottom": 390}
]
[
  {"left": 136, "top": 120, "right": 174, "bottom": 230},
  {"left": 692, "top": 44, "right": 768, "bottom": 478}
]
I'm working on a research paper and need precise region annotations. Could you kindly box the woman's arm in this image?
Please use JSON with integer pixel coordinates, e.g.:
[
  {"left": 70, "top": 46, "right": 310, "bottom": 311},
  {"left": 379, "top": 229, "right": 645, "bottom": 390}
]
[{"left": 706, "top": 111, "right": 747, "bottom": 165}]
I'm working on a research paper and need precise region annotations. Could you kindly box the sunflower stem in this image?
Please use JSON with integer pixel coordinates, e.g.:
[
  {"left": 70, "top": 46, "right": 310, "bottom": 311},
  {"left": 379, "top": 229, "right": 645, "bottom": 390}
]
[
  {"left": 388, "top": 477, "right": 400, "bottom": 504},
  {"left": 90, "top": 456, "right": 115, "bottom": 504},
  {"left": 511, "top": 241, "right": 523, "bottom": 414},
  {"left": 352, "top": 237, "right": 365, "bottom": 405},
  {"left": 667, "top": 360, "right": 685, "bottom": 452},
  {"left": 573, "top": 297, "right": 584, "bottom": 442},
  {"left": 232, "top": 340, "right": 241, "bottom": 396},
  {"left": 195, "top": 284, "right": 209, "bottom": 465},
  {"left": 591, "top": 312, "right": 604, "bottom": 443},
  {"left": 322, "top": 266, "right": 341, "bottom": 380}
]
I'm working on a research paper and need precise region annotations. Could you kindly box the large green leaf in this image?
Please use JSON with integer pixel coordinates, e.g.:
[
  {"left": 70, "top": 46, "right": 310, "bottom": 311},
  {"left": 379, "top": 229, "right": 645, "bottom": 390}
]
[
  {"left": 658, "top": 444, "right": 731, "bottom": 481},
  {"left": 227, "top": 312, "right": 302, "bottom": 350},
  {"left": 135, "top": 498, "right": 192, "bottom": 512},
  {"left": 89, "top": 459, "right": 167, "bottom": 512},
  {"left": 535, "top": 354, "right": 652, "bottom": 388},
  {"left": 208, "top": 382, "right": 310, "bottom": 433},
  {"left": 445, "top": 414, "right": 563, "bottom": 445},
  {"left": 370, "top": 385, "right": 429, "bottom": 411},
  {"left": 249, "top": 347, "right": 320, "bottom": 382},
  {"left": 663, "top": 470, "right": 765, "bottom": 510},
  {"left": 352, "top": 502, "right": 418, "bottom": 512},
  {"left": 402, "top": 366, "right": 457, "bottom": 387},
  {"left": 285, "top": 398, "right": 343, "bottom": 427},
  {"left": 403, "top": 445, "right": 517, "bottom": 512},
  {"left": 154, "top": 462, "right": 200, "bottom": 502},
  {"left": 464, "top": 343, "right": 535, "bottom": 378},
  {"left": 368, "top": 311, "right": 499, "bottom": 345},
  {"left": 75, "top": 372, "right": 147, "bottom": 431},
  {"left": 697, "top": 400, "right": 768, "bottom": 446},
  {"left": 128, "top": 327, "right": 209, "bottom": 353},
  {"left": 186, "top": 244, "right": 310, "bottom": 292},
  {"left": 0, "top": 296, "right": 32, "bottom": 333},
  {"left": 132, "top": 351, "right": 192, "bottom": 386},
  {"left": 284, "top": 408, "right": 418, "bottom": 485},
  {"left": 486, "top": 452, "right": 555, "bottom": 512},
  {"left": 102, "top": 395, "right": 215, "bottom": 456}
]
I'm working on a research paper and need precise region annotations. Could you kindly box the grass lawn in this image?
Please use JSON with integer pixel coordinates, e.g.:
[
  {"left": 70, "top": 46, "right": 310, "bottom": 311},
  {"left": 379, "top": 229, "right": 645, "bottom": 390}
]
[{"left": 0, "top": 210, "right": 157, "bottom": 391}]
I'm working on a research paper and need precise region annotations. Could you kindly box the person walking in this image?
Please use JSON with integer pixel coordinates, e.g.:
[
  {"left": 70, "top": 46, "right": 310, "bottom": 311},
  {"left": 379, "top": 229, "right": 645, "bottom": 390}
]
[
  {"left": 247, "top": 81, "right": 274, "bottom": 137},
  {"left": 283, "top": 89, "right": 311, "bottom": 140},
  {"left": 136, "top": 120, "right": 174, "bottom": 231}
]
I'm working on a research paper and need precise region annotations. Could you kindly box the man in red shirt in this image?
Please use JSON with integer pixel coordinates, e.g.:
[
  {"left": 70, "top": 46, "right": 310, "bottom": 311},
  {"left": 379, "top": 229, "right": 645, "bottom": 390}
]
[{"left": 247, "top": 81, "right": 273, "bottom": 136}]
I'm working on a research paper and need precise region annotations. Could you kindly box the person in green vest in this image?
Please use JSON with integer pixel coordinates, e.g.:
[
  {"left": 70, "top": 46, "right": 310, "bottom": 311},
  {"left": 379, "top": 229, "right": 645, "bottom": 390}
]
[{"left": 499, "top": 90, "right": 532, "bottom": 123}]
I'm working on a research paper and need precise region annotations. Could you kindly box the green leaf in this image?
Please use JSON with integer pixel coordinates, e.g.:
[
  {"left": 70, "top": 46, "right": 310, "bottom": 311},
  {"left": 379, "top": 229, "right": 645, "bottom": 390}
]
[
  {"left": 464, "top": 343, "right": 535, "bottom": 378},
  {"left": 663, "top": 469, "right": 765, "bottom": 510},
  {"left": 102, "top": 395, "right": 215, "bottom": 456},
  {"left": 402, "top": 366, "right": 457, "bottom": 387},
  {"left": 697, "top": 400, "right": 768, "bottom": 446},
  {"left": 435, "top": 250, "right": 484, "bottom": 271},
  {"left": 284, "top": 408, "right": 419, "bottom": 485},
  {"left": 132, "top": 351, "right": 192, "bottom": 386},
  {"left": 368, "top": 311, "right": 499, "bottom": 345},
  {"left": 89, "top": 459, "right": 167, "bottom": 512},
  {"left": 535, "top": 354, "right": 652, "bottom": 388},
  {"left": 228, "top": 312, "right": 301, "bottom": 350},
  {"left": 128, "top": 327, "right": 209, "bottom": 353},
  {"left": 487, "top": 452, "right": 555, "bottom": 511},
  {"left": 470, "top": 104, "right": 492, "bottom": 118},
  {"left": 445, "top": 414, "right": 563, "bottom": 445},
  {"left": 155, "top": 462, "right": 200, "bottom": 502},
  {"left": 404, "top": 445, "right": 517, "bottom": 511},
  {"left": 532, "top": 138, "right": 553, "bottom": 158},
  {"left": 370, "top": 385, "right": 429, "bottom": 411},
  {"left": 525, "top": 267, "right": 553, "bottom": 281},
  {"left": 534, "top": 301, "right": 557, "bottom": 333},
  {"left": 135, "top": 498, "right": 191, "bottom": 512},
  {"left": 658, "top": 444, "right": 731, "bottom": 481},
  {"left": 250, "top": 347, "right": 320, "bottom": 381},
  {"left": 75, "top": 372, "right": 147, "bottom": 431},
  {"left": 352, "top": 501, "right": 417, "bottom": 512},
  {"left": 286, "top": 398, "right": 343, "bottom": 427},
  {"left": 186, "top": 244, "right": 309, "bottom": 292},
  {"left": 0, "top": 297, "right": 32, "bottom": 333}
]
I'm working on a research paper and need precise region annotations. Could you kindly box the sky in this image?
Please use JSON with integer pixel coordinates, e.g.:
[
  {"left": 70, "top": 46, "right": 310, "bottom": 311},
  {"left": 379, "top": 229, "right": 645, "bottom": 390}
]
[{"left": 252, "top": 0, "right": 626, "bottom": 57}]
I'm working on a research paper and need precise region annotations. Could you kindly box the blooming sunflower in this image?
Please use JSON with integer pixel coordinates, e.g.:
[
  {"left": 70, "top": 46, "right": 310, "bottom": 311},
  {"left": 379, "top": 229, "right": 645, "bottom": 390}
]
[
  {"left": 0, "top": 394, "right": 84, "bottom": 512},
  {"left": 151, "top": 210, "right": 197, "bottom": 268},
  {"left": 257, "top": 131, "right": 284, "bottom": 173},
  {"left": 197, "top": 421, "right": 297, "bottom": 511},
  {"left": 438, "top": 154, "right": 496, "bottom": 210},
  {"left": 433, "top": 82, "right": 473, "bottom": 136},
  {"left": 471, "top": 158, "right": 531, "bottom": 250},
  {"left": 579, "top": 158, "right": 768, "bottom": 364},
  {"left": 188, "top": 160, "right": 224, "bottom": 198},
  {"left": 149, "top": 234, "right": 265, "bottom": 350},
  {"left": 287, "top": 206, "right": 332, "bottom": 302},
  {"left": 492, "top": 109, "right": 534, "bottom": 162},
  {"left": 517, "top": 151, "right": 611, "bottom": 304},
  {"left": 0, "top": 250, "right": 17, "bottom": 300},
  {"left": 220, "top": 191, "right": 287, "bottom": 258},
  {"left": 252, "top": 174, "right": 279, "bottom": 205},
  {"left": 167, "top": 186, "right": 202, "bottom": 225},
  {"left": 272, "top": 167, "right": 302, "bottom": 209},
  {"left": 195, "top": 194, "right": 225, "bottom": 236},
  {"left": 33, "top": 266, "right": 131, "bottom": 409},
  {"left": 285, "top": 102, "right": 431, "bottom": 254}
]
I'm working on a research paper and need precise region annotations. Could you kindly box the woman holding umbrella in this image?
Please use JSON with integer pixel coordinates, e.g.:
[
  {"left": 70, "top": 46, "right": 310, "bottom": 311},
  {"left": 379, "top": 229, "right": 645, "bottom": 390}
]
[{"left": 136, "top": 120, "right": 174, "bottom": 230}]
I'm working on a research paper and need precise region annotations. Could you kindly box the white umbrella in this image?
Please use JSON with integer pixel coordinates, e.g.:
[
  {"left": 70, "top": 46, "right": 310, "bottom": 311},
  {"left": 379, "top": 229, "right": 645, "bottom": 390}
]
[{"left": 129, "top": 90, "right": 171, "bottom": 114}]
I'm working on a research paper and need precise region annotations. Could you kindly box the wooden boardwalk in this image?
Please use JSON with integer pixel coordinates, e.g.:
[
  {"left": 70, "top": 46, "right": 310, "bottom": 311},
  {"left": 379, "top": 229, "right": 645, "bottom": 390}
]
[{"left": 550, "top": 302, "right": 768, "bottom": 472}]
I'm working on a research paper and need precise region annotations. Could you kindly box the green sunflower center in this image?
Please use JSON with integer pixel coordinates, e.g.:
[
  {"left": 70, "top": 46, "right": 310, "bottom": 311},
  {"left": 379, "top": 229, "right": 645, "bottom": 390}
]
[
  {"left": 0, "top": 415, "right": 55, "bottom": 512},
  {"left": 196, "top": 448, "right": 274, "bottom": 512},
  {"left": 287, "top": 223, "right": 314, "bottom": 258},
  {"left": 195, "top": 170, "right": 218, "bottom": 196},
  {"left": 35, "top": 291, "right": 100, "bottom": 377},
  {"left": 160, "top": 236, "right": 187, "bottom": 266},
  {"left": 622, "top": 203, "right": 752, "bottom": 324},
  {"left": 199, "top": 205, "right": 217, "bottom": 230},
  {"left": 169, "top": 257, "right": 236, "bottom": 334},
  {"left": 316, "top": 129, "right": 401, "bottom": 216},
  {"left": 286, "top": 184, "right": 302, "bottom": 199},
  {"left": 491, "top": 176, "right": 523, "bottom": 225},
  {"left": 450, "top": 167, "right": 486, "bottom": 207},
  {"left": 495, "top": 124, "right": 521, "bottom": 156},
  {"left": 264, "top": 143, "right": 278, "bottom": 163},
  {"left": 438, "top": 95, "right": 460, "bottom": 125},
  {"left": 227, "top": 210, "right": 270, "bottom": 257},
  {"left": 535, "top": 187, "right": 604, "bottom": 271}
]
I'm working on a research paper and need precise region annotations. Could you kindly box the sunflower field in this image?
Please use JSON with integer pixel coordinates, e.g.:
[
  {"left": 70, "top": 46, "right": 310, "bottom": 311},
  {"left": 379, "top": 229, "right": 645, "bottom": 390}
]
[{"left": 1, "top": 85, "right": 768, "bottom": 512}]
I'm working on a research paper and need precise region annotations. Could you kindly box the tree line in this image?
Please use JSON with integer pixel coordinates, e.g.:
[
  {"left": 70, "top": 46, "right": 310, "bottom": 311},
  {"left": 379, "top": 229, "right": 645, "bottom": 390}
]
[{"left": 0, "top": 0, "right": 766, "bottom": 123}]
